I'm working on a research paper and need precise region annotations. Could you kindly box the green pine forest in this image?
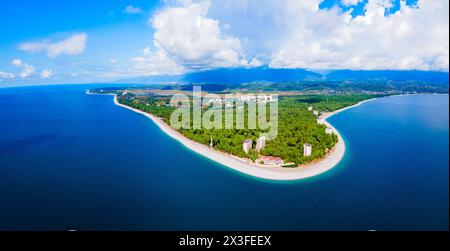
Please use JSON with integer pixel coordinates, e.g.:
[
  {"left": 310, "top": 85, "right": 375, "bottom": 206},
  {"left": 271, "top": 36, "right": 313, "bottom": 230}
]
[{"left": 117, "top": 93, "right": 378, "bottom": 166}]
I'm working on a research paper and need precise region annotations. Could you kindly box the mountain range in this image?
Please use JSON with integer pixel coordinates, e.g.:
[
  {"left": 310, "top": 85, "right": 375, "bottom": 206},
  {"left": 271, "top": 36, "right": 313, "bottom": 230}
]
[{"left": 117, "top": 67, "right": 449, "bottom": 84}]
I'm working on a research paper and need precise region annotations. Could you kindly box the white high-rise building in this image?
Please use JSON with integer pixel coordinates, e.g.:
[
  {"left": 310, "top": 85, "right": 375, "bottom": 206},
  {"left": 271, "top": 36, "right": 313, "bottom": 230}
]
[
  {"left": 243, "top": 139, "right": 253, "bottom": 154},
  {"left": 303, "top": 143, "right": 312, "bottom": 157},
  {"left": 256, "top": 136, "right": 266, "bottom": 152}
]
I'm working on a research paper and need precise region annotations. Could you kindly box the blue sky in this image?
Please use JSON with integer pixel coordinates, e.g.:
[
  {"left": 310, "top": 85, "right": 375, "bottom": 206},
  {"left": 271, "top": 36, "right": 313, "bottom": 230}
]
[
  {"left": 0, "top": 0, "right": 448, "bottom": 85},
  {"left": 0, "top": 0, "right": 162, "bottom": 84}
]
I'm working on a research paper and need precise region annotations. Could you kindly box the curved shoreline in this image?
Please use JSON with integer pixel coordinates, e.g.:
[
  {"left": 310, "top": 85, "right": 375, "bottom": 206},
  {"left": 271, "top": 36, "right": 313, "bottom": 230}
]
[{"left": 97, "top": 91, "right": 374, "bottom": 181}]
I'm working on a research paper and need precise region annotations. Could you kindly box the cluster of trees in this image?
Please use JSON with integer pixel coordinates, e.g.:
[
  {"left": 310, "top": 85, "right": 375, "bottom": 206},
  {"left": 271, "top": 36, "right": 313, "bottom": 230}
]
[
  {"left": 232, "top": 81, "right": 449, "bottom": 94},
  {"left": 117, "top": 93, "right": 374, "bottom": 166},
  {"left": 118, "top": 94, "right": 175, "bottom": 121}
]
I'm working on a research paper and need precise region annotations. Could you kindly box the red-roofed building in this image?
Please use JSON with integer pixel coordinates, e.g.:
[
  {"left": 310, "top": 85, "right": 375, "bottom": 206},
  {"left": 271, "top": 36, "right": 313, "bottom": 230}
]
[{"left": 259, "top": 156, "right": 284, "bottom": 166}]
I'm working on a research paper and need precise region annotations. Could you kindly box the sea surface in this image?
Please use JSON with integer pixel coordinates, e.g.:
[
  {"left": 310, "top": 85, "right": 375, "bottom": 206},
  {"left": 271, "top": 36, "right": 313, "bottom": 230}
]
[{"left": 0, "top": 85, "right": 448, "bottom": 230}]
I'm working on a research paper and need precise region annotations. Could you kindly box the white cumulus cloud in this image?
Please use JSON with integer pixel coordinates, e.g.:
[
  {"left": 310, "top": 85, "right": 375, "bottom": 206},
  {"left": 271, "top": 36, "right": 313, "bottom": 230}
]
[
  {"left": 151, "top": 0, "right": 248, "bottom": 70},
  {"left": 11, "top": 59, "right": 35, "bottom": 78},
  {"left": 0, "top": 70, "right": 15, "bottom": 79},
  {"left": 130, "top": 46, "right": 186, "bottom": 75},
  {"left": 248, "top": 58, "right": 263, "bottom": 67},
  {"left": 124, "top": 5, "right": 142, "bottom": 14},
  {"left": 40, "top": 69, "right": 53, "bottom": 78},
  {"left": 341, "top": 0, "right": 364, "bottom": 7},
  {"left": 264, "top": 0, "right": 449, "bottom": 71},
  {"left": 19, "top": 33, "right": 88, "bottom": 58},
  {"left": 181, "top": 0, "right": 448, "bottom": 71}
]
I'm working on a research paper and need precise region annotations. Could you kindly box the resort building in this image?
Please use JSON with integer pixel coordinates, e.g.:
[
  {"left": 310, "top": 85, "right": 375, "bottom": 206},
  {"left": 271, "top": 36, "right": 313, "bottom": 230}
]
[
  {"left": 308, "top": 106, "right": 313, "bottom": 111},
  {"left": 210, "top": 137, "right": 214, "bottom": 147},
  {"left": 325, "top": 127, "right": 333, "bottom": 134},
  {"left": 239, "top": 95, "right": 251, "bottom": 102},
  {"left": 303, "top": 143, "right": 312, "bottom": 157},
  {"left": 256, "top": 136, "right": 266, "bottom": 152},
  {"left": 313, "top": 110, "right": 319, "bottom": 116},
  {"left": 239, "top": 95, "right": 256, "bottom": 103},
  {"left": 257, "top": 95, "right": 275, "bottom": 103},
  {"left": 203, "top": 97, "right": 223, "bottom": 107},
  {"left": 317, "top": 118, "right": 324, "bottom": 125},
  {"left": 239, "top": 94, "right": 276, "bottom": 104},
  {"left": 243, "top": 139, "right": 253, "bottom": 154},
  {"left": 259, "top": 156, "right": 284, "bottom": 166}
]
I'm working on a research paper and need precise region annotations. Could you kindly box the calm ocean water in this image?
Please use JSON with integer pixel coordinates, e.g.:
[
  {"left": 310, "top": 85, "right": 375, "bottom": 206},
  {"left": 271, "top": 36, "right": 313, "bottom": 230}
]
[{"left": 0, "top": 85, "right": 448, "bottom": 230}]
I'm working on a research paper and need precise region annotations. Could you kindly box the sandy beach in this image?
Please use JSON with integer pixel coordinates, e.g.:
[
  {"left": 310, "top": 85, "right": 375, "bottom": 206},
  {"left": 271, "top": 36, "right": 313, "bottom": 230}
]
[{"left": 105, "top": 93, "right": 374, "bottom": 181}]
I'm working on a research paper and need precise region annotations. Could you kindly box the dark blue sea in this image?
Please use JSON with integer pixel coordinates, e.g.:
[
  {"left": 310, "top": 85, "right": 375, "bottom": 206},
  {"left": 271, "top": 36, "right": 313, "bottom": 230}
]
[{"left": 0, "top": 85, "right": 448, "bottom": 230}]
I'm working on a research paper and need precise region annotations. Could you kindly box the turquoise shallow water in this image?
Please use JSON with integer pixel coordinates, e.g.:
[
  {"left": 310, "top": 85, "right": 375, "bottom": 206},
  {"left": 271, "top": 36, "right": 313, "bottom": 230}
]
[{"left": 0, "top": 85, "right": 448, "bottom": 230}]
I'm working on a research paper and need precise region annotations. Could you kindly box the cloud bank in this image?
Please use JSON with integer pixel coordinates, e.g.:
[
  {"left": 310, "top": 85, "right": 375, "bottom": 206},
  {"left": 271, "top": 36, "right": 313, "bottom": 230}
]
[
  {"left": 137, "top": 0, "right": 448, "bottom": 75},
  {"left": 5, "top": 0, "right": 447, "bottom": 83},
  {"left": 268, "top": 0, "right": 449, "bottom": 71}
]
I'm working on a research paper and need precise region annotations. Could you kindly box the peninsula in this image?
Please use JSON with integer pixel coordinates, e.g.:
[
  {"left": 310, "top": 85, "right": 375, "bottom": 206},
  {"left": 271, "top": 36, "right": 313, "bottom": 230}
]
[{"left": 89, "top": 88, "right": 378, "bottom": 180}]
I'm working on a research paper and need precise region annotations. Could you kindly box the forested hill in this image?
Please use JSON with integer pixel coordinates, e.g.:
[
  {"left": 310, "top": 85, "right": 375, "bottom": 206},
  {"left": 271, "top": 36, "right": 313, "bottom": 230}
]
[
  {"left": 325, "top": 70, "right": 449, "bottom": 83},
  {"left": 182, "top": 67, "right": 323, "bottom": 83}
]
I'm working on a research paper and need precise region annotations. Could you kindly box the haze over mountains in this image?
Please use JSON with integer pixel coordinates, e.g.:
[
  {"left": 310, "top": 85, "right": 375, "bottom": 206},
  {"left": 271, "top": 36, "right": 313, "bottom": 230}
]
[{"left": 118, "top": 67, "right": 449, "bottom": 85}]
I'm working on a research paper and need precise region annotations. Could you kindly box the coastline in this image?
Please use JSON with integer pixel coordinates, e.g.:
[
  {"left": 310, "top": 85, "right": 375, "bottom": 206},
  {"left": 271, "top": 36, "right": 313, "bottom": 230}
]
[{"left": 97, "top": 91, "right": 374, "bottom": 181}]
